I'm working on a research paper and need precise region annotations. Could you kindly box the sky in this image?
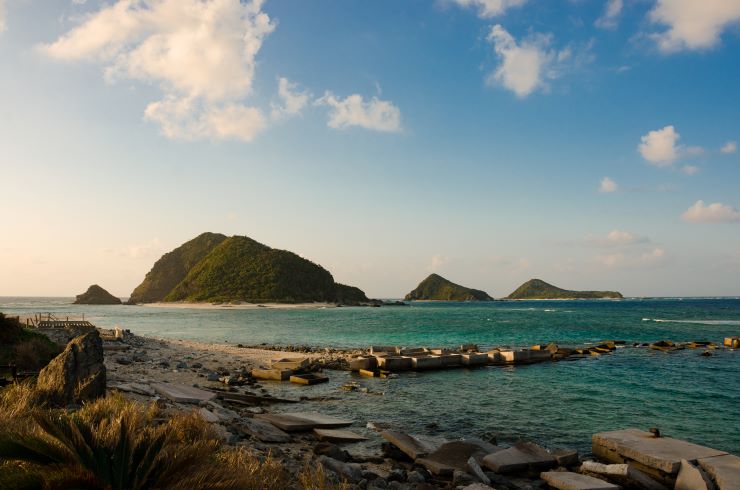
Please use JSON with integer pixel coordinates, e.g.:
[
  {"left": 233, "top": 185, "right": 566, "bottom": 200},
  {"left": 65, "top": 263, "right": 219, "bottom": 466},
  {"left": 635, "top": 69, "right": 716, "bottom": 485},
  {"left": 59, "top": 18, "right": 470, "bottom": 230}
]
[{"left": 1, "top": 0, "right": 739, "bottom": 298}]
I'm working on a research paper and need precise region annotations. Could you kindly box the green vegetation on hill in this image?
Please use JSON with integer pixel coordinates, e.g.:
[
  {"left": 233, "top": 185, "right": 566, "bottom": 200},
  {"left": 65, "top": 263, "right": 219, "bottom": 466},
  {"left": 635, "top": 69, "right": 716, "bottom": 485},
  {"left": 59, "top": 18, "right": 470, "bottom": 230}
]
[
  {"left": 73, "top": 284, "right": 121, "bottom": 305},
  {"left": 127, "top": 232, "right": 228, "bottom": 304},
  {"left": 0, "top": 313, "right": 60, "bottom": 371},
  {"left": 128, "top": 233, "right": 371, "bottom": 305},
  {"left": 404, "top": 273, "right": 494, "bottom": 301},
  {"left": 506, "top": 279, "right": 623, "bottom": 299}
]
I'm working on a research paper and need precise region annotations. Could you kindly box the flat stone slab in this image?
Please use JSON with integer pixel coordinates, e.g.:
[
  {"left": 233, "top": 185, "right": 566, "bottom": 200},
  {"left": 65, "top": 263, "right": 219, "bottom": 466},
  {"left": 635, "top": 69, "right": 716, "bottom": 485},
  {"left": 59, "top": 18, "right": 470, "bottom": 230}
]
[
  {"left": 239, "top": 417, "right": 291, "bottom": 442},
  {"left": 415, "top": 439, "right": 501, "bottom": 476},
  {"left": 255, "top": 412, "right": 353, "bottom": 432},
  {"left": 313, "top": 428, "right": 368, "bottom": 443},
  {"left": 698, "top": 454, "right": 740, "bottom": 490},
  {"left": 251, "top": 368, "right": 292, "bottom": 381},
  {"left": 482, "top": 442, "right": 557, "bottom": 474},
  {"left": 540, "top": 471, "right": 619, "bottom": 490},
  {"left": 592, "top": 429, "right": 728, "bottom": 474},
  {"left": 151, "top": 382, "right": 216, "bottom": 404},
  {"left": 381, "top": 430, "right": 437, "bottom": 460}
]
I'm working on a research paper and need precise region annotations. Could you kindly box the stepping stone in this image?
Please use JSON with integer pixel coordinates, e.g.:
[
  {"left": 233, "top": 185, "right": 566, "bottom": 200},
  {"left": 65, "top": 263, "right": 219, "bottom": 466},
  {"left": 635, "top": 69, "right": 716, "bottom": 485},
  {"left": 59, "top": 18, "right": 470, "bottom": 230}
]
[
  {"left": 592, "top": 429, "right": 728, "bottom": 474},
  {"left": 676, "top": 459, "right": 715, "bottom": 490},
  {"left": 698, "top": 454, "right": 740, "bottom": 490},
  {"left": 290, "top": 373, "right": 329, "bottom": 385},
  {"left": 381, "top": 430, "right": 437, "bottom": 460},
  {"left": 540, "top": 471, "right": 620, "bottom": 490},
  {"left": 313, "top": 428, "right": 368, "bottom": 443},
  {"left": 151, "top": 382, "right": 216, "bottom": 404},
  {"left": 482, "top": 442, "right": 557, "bottom": 474},
  {"left": 271, "top": 357, "right": 309, "bottom": 370},
  {"left": 239, "top": 417, "right": 291, "bottom": 443},
  {"left": 251, "top": 368, "right": 292, "bottom": 381},
  {"left": 416, "top": 439, "right": 502, "bottom": 476},
  {"left": 255, "top": 412, "right": 353, "bottom": 432}
]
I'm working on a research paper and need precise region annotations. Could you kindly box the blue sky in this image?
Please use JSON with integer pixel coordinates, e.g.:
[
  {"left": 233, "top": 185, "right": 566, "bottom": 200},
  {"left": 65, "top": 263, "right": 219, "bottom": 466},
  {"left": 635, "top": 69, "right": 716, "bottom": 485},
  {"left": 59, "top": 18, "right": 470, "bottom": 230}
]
[{"left": 1, "top": 0, "right": 739, "bottom": 298}]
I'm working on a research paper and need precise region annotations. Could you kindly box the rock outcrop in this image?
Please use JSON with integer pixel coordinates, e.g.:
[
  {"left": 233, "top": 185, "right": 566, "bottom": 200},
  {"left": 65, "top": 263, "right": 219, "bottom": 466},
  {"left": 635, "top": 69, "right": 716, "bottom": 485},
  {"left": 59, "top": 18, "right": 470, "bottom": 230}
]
[
  {"left": 404, "top": 274, "right": 493, "bottom": 301},
  {"left": 36, "top": 331, "right": 106, "bottom": 406},
  {"left": 73, "top": 284, "right": 122, "bottom": 305},
  {"left": 506, "top": 279, "right": 623, "bottom": 300}
]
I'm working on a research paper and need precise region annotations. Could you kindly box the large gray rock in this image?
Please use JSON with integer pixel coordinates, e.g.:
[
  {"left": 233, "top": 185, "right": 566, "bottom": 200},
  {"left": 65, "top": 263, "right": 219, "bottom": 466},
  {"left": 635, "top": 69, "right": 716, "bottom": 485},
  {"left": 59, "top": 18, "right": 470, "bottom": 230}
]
[
  {"left": 37, "top": 331, "right": 106, "bottom": 406},
  {"left": 415, "top": 439, "right": 501, "bottom": 476},
  {"left": 318, "top": 456, "right": 363, "bottom": 483},
  {"left": 482, "top": 442, "right": 556, "bottom": 474}
]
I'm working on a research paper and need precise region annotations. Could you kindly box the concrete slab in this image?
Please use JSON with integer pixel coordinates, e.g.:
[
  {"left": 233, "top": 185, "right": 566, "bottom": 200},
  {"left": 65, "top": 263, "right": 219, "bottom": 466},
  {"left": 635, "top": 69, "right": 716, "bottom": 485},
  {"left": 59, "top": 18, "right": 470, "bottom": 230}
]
[
  {"left": 238, "top": 417, "right": 291, "bottom": 442},
  {"left": 255, "top": 412, "right": 353, "bottom": 432},
  {"left": 290, "top": 373, "right": 329, "bottom": 385},
  {"left": 482, "top": 442, "right": 556, "bottom": 474},
  {"left": 676, "top": 459, "right": 715, "bottom": 490},
  {"left": 377, "top": 356, "right": 413, "bottom": 371},
  {"left": 348, "top": 356, "right": 377, "bottom": 371},
  {"left": 415, "top": 439, "right": 501, "bottom": 476},
  {"left": 460, "top": 344, "right": 479, "bottom": 352},
  {"left": 698, "top": 454, "right": 740, "bottom": 490},
  {"left": 580, "top": 461, "right": 667, "bottom": 490},
  {"left": 461, "top": 353, "right": 489, "bottom": 366},
  {"left": 381, "top": 430, "right": 437, "bottom": 460},
  {"left": 151, "top": 382, "right": 216, "bottom": 404},
  {"left": 440, "top": 353, "right": 463, "bottom": 366},
  {"left": 370, "top": 346, "right": 400, "bottom": 354},
  {"left": 499, "top": 349, "right": 551, "bottom": 364},
  {"left": 400, "top": 347, "right": 427, "bottom": 356},
  {"left": 592, "top": 429, "right": 728, "bottom": 474},
  {"left": 540, "top": 471, "right": 619, "bottom": 490},
  {"left": 271, "top": 357, "right": 308, "bottom": 370},
  {"left": 487, "top": 351, "right": 505, "bottom": 364},
  {"left": 251, "top": 368, "right": 292, "bottom": 381},
  {"left": 723, "top": 337, "right": 739, "bottom": 348},
  {"left": 313, "top": 428, "right": 368, "bottom": 443},
  {"left": 411, "top": 355, "right": 443, "bottom": 370}
]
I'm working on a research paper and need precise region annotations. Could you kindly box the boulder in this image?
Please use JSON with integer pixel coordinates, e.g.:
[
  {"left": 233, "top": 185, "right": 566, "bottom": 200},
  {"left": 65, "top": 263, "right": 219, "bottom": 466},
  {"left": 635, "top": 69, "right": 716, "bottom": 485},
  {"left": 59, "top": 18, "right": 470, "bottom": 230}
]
[
  {"left": 37, "top": 331, "right": 106, "bottom": 406},
  {"left": 318, "top": 456, "right": 363, "bottom": 483},
  {"left": 237, "top": 417, "right": 291, "bottom": 443}
]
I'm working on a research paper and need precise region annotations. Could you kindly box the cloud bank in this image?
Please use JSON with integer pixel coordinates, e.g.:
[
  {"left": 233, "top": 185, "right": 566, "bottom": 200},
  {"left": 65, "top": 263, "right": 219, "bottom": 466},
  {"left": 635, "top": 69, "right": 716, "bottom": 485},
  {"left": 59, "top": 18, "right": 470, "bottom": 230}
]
[{"left": 682, "top": 200, "right": 740, "bottom": 223}]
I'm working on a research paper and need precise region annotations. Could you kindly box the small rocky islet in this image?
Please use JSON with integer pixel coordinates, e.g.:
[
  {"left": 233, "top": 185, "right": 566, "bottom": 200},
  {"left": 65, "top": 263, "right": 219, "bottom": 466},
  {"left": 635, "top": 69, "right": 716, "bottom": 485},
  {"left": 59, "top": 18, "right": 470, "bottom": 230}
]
[{"left": 73, "top": 284, "right": 122, "bottom": 305}]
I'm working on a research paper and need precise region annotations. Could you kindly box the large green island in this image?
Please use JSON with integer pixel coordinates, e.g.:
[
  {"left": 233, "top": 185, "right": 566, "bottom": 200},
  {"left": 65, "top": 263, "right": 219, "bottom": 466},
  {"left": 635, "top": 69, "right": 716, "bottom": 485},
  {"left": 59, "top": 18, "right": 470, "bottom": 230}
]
[
  {"left": 127, "top": 232, "right": 370, "bottom": 305},
  {"left": 404, "top": 273, "right": 494, "bottom": 301},
  {"left": 506, "top": 279, "right": 623, "bottom": 300}
]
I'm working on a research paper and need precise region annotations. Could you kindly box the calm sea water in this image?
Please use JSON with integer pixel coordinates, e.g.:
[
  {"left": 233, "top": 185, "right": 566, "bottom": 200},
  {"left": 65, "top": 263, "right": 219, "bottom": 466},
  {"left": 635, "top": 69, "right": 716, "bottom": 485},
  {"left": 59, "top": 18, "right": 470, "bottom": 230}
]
[{"left": 2, "top": 297, "right": 739, "bottom": 454}]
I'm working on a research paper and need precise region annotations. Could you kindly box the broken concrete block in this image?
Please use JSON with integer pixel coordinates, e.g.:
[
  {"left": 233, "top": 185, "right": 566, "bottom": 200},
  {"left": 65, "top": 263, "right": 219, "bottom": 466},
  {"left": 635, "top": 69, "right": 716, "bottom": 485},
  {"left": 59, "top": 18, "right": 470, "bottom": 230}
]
[
  {"left": 676, "top": 459, "right": 715, "bottom": 490},
  {"left": 349, "top": 356, "right": 377, "bottom": 371},
  {"left": 313, "top": 428, "right": 368, "bottom": 443},
  {"left": 461, "top": 353, "right": 489, "bottom": 366},
  {"left": 255, "top": 412, "right": 353, "bottom": 432},
  {"left": 370, "top": 346, "right": 401, "bottom": 354},
  {"left": 411, "top": 355, "right": 443, "bottom": 370},
  {"left": 415, "top": 439, "right": 501, "bottom": 476},
  {"left": 377, "top": 356, "right": 412, "bottom": 371},
  {"left": 400, "top": 347, "right": 427, "bottom": 356},
  {"left": 498, "top": 349, "right": 551, "bottom": 364},
  {"left": 487, "top": 351, "right": 504, "bottom": 364},
  {"left": 271, "top": 357, "right": 308, "bottom": 370},
  {"left": 482, "top": 442, "right": 556, "bottom": 474},
  {"left": 467, "top": 456, "right": 491, "bottom": 485},
  {"left": 540, "top": 471, "right": 619, "bottom": 490},
  {"left": 580, "top": 461, "right": 670, "bottom": 490},
  {"left": 553, "top": 448, "right": 580, "bottom": 467},
  {"left": 251, "top": 368, "right": 292, "bottom": 381},
  {"left": 460, "top": 344, "right": 479, "bottom": 352},
  {"left": 440, "top": 353, "right": 463, "bottom": 366},
  {"left": 698, "top": 454, "right": 740, "bottom": 490},
  {"left": 289, "top": 373, "right": 329, "bottom": 385},
  {"left": 380, "top": 430, "right": 437, "bottom": 460},
  {"left": 592, "top": 429, "right": 728, "bottom": 474},
  {"left": 238, "top": 418, "right": 291, "bottom": 443},
  {"left": 198, "top": 407, "right": 221, "bottom": 423},
  {"left": 318, "top": 455, "right": 363, "bottom": 483},
  {"left": 723, "top": 336, "right": 739, "bottom": 348},
  {"left": 150, "top": 382, "right": 216, "bottom": 404}
]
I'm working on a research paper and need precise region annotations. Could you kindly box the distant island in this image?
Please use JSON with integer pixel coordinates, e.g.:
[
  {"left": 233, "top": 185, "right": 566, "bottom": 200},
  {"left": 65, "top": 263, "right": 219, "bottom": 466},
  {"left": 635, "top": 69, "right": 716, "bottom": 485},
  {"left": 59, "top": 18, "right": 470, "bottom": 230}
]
[
  {"left": 127, "top": 232, "right": 371, "bottom": 305},
  {"left": 506, "top": 279, "right": 623, "bottom": 300},
  {"left": 404, "top": 273, "right": 494, "bottom": 301},
  {"left": 73, "top": 285, "right": 121, "bottom": 305}
]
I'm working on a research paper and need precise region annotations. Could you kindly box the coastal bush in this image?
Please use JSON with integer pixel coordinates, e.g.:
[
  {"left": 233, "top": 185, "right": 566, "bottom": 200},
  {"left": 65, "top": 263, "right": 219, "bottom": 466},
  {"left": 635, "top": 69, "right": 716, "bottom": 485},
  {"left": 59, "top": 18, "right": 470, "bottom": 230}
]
[
  {"left": 0, "top": 388, "right": 347, "bottom": 490},
  {"left": 0, "top": 313, "right": 61, "bottom": 371}
]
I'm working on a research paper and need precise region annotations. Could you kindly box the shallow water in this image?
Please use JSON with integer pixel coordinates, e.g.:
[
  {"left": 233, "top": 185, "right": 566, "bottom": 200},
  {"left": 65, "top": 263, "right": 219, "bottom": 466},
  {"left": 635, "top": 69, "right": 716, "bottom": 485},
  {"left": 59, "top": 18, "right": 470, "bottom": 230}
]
[{"left": 2, "top": 297, "right": 739, "bottom": 454}]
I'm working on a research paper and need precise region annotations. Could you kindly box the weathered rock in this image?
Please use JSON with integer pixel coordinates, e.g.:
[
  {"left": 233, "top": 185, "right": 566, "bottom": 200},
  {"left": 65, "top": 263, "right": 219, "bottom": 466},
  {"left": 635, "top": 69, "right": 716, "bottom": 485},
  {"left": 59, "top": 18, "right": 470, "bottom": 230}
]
[
  {"left": 482, "top": 442, "right": 556, "bottom": 474},
  {"left": 115, "top": 356, "right": 132, "bottom": 365},
  {"left": 151, "top": 382, "right": 216, "bottom": 404},
  {"left": 697, "top": 454, "right": 740, "bottom": 490},
  {"left": 580, "top": 461, "right": 668, "bottom": 490},
  {"left": 540, "top": 471, "right": 619, "bottom": 490},
  {"left": 453, "top": 469, "right": 476, "bottom": 486},
  {"left": 675, "top": 459, "right": 715, "bottom": 490},
  {"left": 318, "top": 455, "right": 363, "bottom": 483},
  {"left": 314, "top": 428, "right": 368, "bottom": 443},
  {"left": 37, "top": 331, "right": 106, "bottom": 406},
  {"left": 314, "top": 442, "right": 351, "bottom": 462},
  {"left": 238, "top": 417, "right": 291, "bottom": 443},
  {"left": 553, "top": 448, "right": 580, "bottom": 467},
  {"left": 198, "top": 407, "right": 221, "bottom": 423},
  {"left": 416, "top": 439, "right": 501, "bottom": 476},
  {"left": 255, "top": 412, "right": 353, "bottom": 432},
  {"left": 467, "top": 456, "right": 491, "bottom": 484}
]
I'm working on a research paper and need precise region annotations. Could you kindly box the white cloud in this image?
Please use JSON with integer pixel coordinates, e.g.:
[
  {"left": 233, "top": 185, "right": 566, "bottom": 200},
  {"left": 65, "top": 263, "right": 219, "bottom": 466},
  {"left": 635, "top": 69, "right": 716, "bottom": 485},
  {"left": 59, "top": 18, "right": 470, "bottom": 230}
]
[
  {"left": 587, "top": 230, "right": 648, "bottom": 247},
  {"left": 428, "top": 255, "right": 450, "bottom": 272},
  {"left": 595, "top": 0, "right": 623, "bottom": 29},
  {"left": 485, "top": 25, "right": 579, "bottom": 98},
  {"left": 271, "top": 77, "right": 309, "bottom": 120},
  {"left": 721, "top": 141, "right": 737, "bottom": 154},
  {"left": 681, "top": 164, "right": 699, "bottom": 175},
  {"left": 638, "top": 125, "right": 680, "bottom": 166},
  {"left": 316, "top": 92, "right": 402, "bottom": 133},
  {"left": 649, "top": 0, "right": 740, "bottom": 53},
  {"left": 599, "top": 176, "right": 618, "bottom": 193},
  {"left": 452, "top": 0, "right": 526, "bottom": 18},
  {"left": 682, "top": 200, "right": 740, "bottom": 223},
  {"left": 595, "top": 247, "right": 666, "bottom": 268},
  {"left": 40, "top": 0, "right": 275, "bottom": 142}
]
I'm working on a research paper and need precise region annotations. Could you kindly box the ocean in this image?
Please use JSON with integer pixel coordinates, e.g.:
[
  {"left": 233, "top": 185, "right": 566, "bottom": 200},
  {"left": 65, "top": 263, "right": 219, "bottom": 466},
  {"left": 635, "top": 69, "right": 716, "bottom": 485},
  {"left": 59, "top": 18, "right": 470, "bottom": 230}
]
[{"left": 2, "top": 297, "right": 739, "bottom": 454}]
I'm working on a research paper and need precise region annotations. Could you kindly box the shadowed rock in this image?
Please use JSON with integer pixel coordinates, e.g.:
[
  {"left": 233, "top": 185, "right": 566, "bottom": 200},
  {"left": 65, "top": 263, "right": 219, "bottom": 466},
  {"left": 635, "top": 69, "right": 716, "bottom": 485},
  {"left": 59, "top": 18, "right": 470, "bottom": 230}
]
[{"left": 37, "top": 331, "right": 106, "bottom": 406}]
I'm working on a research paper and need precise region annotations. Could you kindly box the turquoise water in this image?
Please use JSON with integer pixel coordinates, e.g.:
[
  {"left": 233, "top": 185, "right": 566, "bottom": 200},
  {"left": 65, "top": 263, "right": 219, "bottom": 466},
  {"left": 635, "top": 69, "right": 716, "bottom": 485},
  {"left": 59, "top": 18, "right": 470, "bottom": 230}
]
[{"left": 2, "top": 297, "right": 739, "bottom": 454}]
